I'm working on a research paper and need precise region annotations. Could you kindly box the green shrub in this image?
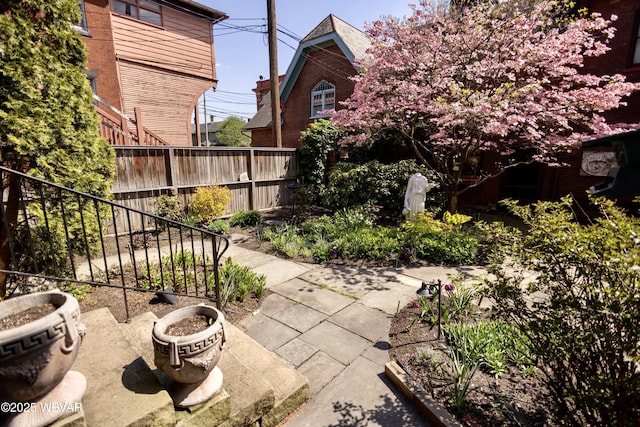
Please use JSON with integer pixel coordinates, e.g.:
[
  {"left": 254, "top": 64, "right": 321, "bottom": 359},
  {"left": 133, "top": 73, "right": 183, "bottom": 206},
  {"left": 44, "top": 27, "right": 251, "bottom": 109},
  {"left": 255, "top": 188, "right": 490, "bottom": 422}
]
[
  {"left": 153, "top": 195, "right": 183, "bottom": 222},
  {"left": 229, "top": 210, "right": 263, "bottom": 228},
  {"left": 188, "top": 186, "right": 231, "bottom": 224},
  {"left": 405, "top": 231, "right": 478, "bottom": 265},
  {"left": 298, "top": 119, "right": 342, "bottom": 204},
  {"left": 481, "top": 196, "right": 640, "bottom": 425},
  {"left": 0, "top": 0, "right": 115, "bottom": 297},
  {"left": 323, "top": 160, "right": 444, "bottom": 214},
  {"left": 332, "top": 228, "right": 400, "bottom": 260},
  {"left": 262, "top": 225, "right": 308, "bottom": 259},
  {"left": 264, "top": 205, "right": 478, "bottom": 265},
  {"left": 208, "top": 219, "right": 230, "bottom": 234}
]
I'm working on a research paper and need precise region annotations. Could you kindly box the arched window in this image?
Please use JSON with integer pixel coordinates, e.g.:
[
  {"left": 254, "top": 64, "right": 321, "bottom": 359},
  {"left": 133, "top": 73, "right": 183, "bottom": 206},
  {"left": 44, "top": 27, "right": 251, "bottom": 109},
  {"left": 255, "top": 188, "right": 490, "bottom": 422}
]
[{"left": 311, "top": 80, "right": 335, "bottom": 117}]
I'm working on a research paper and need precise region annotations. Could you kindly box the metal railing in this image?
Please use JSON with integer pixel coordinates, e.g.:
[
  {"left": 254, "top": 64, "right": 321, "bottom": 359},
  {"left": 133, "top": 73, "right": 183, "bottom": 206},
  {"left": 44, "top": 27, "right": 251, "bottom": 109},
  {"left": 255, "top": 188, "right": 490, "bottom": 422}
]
[{"left": 0, "top": 166, "right": 229, "bottom": 321}]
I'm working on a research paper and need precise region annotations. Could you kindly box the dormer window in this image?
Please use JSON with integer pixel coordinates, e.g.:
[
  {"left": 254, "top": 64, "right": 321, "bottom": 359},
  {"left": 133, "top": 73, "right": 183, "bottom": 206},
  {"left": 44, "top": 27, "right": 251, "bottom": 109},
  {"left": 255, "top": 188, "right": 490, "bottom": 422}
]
[
  {"left": 311, "top": 80, "right": 335, "bottom": 117},
  {"left": 113, "top": 0, "right": 162, "bottom": 26}
]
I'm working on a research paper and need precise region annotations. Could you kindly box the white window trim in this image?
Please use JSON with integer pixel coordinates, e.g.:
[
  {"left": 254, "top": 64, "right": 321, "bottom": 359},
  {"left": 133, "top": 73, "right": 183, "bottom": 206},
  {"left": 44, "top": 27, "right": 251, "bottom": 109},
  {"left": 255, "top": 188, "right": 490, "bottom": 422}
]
[{"left": 310, "top": 80, "right": 336, "bottom": 118}]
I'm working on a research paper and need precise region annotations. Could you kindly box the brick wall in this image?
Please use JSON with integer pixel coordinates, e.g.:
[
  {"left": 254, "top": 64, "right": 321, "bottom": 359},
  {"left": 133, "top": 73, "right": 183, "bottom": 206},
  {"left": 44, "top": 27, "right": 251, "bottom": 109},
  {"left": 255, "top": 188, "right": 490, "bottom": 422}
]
[
  {"left": 82, "top": 0, "right": 122, "bottom": 110},
  {"left": 583, "top": 0, "right": 640, "bottom": 125},
  {"left": 280, "top": 44, "right": 359, "bottom": 148}
]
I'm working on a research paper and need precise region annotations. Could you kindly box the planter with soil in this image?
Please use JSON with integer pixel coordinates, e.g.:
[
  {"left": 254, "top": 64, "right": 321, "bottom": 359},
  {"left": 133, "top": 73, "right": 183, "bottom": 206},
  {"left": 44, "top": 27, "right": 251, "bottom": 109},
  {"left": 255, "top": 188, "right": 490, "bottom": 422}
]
[
  {"left": 152, "top": 304, "right": 226, "bottom": 408},
  {"left": 0, "top": 290, "right": 87, "bottom": 427}
]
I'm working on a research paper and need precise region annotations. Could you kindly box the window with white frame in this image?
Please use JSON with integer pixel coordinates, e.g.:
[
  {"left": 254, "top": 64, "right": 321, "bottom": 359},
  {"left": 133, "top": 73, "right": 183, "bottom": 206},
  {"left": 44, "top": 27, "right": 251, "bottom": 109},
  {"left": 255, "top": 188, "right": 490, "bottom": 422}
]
[
  {"left": 113, "top": 0, "right": 162, "bottom": 26},
  {"left": 311, "top": 80, "right": 335, "bottom": 117}
]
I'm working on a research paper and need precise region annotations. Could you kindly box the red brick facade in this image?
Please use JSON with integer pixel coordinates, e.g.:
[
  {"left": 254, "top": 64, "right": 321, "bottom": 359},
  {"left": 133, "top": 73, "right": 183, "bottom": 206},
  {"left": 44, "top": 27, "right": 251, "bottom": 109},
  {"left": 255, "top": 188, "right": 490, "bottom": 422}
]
[
  {"left": 250, "top": 45, "right": 359, "bottom": 148},
  {"left": 460, "top": 0, "right": 640, "bottom": 210},
  {"left": 82, "top": 0, "right": 121, "bottom": 110}
]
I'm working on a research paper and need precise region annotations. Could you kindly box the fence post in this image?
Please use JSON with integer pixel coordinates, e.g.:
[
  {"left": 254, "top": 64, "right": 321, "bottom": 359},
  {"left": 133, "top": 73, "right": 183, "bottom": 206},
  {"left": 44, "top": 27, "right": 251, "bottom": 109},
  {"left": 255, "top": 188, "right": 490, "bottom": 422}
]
[
  {"left": 134, "top": 107, "right": 145, "bottom": 145},
  {"left": 249, "top": 148, "right": 256, "bottom": 210},
  {"left": 167, "top": 148, "right": 178, "bottom": 196}
]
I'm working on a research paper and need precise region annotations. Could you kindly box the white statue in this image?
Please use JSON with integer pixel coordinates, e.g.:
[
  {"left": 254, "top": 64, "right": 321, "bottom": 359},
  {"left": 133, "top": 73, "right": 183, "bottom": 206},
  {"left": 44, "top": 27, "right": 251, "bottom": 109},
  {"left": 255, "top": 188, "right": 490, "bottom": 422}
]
[{"left": 403, "top": 173, "right": 437, "bottom": 221}]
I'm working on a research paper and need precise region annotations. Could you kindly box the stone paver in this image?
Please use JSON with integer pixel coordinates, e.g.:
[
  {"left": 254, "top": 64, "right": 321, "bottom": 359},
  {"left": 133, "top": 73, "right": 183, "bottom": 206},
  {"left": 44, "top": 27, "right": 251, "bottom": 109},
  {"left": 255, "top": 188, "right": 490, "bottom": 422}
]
[
  {"left": 283, "top": 356, "right": 430, "bottom": 427},
  {"left": 358, "top": 281, "right": 418, "bottom": 315},
  {"left": 237, "top": 309, "right": 269, "bottom": 331},
  {"left": 397, "top": 265, "right": 462, "bottom": 283},
  {"left": 328, "top": 303, "right": 390, "bottom": 342},
  {"left": 275, "top": 338, "right": 318, "bottom": 367},
  {"left": 245, "top": 318, "right": 300, "bottom": 351},
  {"left": 299, "top": 267, "right": 373, "bottom": 298},
  {"left": 299, "top": 321, "right": 371, "bottom": 365},
  {"left": 251, "top": 259, "right": 313, "bottom": 288},
  {"left": 228, "top": 239, "right": 483, "bottom": 426},
  {"left": 295, "top": 352, "right": 345, "bottom": 396},
  {"left": 271, "top": 278, "right": 353, "bottom": 315},
  {"left": 223, "top": 245, "right": 279, "bottom": 268},
  {"left": 271, "top": 303, "right": 327, "bottom": 333},
  {"left": 254, "top": 293, "right": 297, "bottom": 317},
  {"left": 361, "top": 341, "right": 391, "bottom": 367}
]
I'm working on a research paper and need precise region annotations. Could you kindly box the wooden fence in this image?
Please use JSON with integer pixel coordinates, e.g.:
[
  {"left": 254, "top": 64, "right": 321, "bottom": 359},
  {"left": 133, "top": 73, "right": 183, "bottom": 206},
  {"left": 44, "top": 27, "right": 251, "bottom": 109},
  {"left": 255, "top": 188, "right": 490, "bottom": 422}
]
[{"left": 112, "top": 146, "right": 299, "bottom": 230}]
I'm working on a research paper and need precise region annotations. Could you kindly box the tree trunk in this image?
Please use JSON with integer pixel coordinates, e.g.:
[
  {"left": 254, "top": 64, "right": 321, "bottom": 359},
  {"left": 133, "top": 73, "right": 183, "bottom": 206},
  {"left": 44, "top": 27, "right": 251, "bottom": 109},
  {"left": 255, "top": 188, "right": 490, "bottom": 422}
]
[
  {"left": 0, "top": 173, "right": 20, "bottom": 299},
  {"left": 445, "top": 172, "right": 461, "bottom": 213},
  {"left": 448, "top": 191, "right": 459, "bottom": 214}
]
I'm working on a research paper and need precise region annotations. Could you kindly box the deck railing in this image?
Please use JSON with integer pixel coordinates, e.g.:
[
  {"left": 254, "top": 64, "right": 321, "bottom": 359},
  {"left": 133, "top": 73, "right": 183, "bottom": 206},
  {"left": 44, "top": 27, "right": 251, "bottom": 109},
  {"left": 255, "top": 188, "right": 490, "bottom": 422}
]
[{"left": 0, "top": 166, "right": 228, "bottom": 321}]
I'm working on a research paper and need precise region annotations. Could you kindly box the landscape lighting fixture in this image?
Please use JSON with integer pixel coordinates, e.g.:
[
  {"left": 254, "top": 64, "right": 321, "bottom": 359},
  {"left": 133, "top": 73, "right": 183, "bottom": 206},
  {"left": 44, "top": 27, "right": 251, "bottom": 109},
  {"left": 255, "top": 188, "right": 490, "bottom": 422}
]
[{"left": 416, "top": 281, "right": 435, "bottom": 297}]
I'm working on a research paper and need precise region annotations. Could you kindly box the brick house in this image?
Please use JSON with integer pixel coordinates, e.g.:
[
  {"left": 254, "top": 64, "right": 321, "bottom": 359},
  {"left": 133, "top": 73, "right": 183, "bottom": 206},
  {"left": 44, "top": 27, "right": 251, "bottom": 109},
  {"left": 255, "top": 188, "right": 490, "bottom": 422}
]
[
  {"left": 244, "top": 15, "right": 371, "bottom": 148},
  {"left": 246, "top": 6, "right": 640, "bottom": 209},
  {"left": 77, "top": 0, "right": 227, "bottom": 146},
  {"left": 456, "top": 0, "right": 640, "bottom": 210}
]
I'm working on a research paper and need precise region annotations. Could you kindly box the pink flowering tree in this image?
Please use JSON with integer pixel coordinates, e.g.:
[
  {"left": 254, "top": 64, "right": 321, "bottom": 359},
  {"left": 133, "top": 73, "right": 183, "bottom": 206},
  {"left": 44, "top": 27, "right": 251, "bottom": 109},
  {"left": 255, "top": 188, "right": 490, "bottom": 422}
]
[{"left": 332, "top": 1, "right": 640, "bottom": 212}]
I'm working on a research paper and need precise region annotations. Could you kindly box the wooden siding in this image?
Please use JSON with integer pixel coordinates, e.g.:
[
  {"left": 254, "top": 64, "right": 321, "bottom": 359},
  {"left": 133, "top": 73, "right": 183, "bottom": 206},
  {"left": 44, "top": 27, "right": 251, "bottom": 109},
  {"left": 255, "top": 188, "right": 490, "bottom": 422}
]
[
  {"left": 111, "top": 146, "right": 300, "bottom": 230},
  {"left": 110, "top": 7, "right": 215, "bottom": 80},
  {"left": 118, "top": 64, "right": 205, "bottom": 145}
]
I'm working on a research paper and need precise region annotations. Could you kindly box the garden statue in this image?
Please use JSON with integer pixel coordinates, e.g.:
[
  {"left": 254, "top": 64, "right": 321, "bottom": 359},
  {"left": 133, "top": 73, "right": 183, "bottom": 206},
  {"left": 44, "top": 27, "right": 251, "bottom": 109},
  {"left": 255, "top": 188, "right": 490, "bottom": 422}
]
[{"left": 403, "top": 173, "right": 437, "bottom": 221}]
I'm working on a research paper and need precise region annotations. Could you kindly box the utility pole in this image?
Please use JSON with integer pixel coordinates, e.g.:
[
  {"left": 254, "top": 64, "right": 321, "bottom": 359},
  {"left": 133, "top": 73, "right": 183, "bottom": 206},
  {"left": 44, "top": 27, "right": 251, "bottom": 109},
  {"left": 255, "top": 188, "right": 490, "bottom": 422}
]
[{"left": 267, "top": 0, "right": 282, "bottom": 147}]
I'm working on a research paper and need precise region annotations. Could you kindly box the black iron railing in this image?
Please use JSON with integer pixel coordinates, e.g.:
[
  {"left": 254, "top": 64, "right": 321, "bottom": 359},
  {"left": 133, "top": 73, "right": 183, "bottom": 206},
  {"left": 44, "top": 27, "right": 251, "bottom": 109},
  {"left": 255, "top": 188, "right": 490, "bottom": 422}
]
[{"left": 0, "top": 166, "right": 229, "bottom": 321}]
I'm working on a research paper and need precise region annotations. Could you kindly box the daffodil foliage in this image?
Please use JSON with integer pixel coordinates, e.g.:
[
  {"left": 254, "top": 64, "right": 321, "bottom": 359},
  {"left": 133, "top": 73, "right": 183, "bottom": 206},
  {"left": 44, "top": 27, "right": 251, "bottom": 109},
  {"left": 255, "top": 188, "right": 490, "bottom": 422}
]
[{"left": 333, "top": 1, "right": 639, "bottom": 212}]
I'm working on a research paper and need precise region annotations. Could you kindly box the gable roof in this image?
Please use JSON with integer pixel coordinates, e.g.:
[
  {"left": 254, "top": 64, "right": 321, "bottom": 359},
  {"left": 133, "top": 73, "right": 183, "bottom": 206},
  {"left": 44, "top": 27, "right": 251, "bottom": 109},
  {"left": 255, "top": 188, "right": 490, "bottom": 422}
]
[
  {"left": 279, "top": 14, "right": 372, "bottom": 101},
  {"left": 191, "top": 121, "right": 222, "bottom": 134},
  {"left": 243, "top": 94, "right": 273, "bottom": 130}
]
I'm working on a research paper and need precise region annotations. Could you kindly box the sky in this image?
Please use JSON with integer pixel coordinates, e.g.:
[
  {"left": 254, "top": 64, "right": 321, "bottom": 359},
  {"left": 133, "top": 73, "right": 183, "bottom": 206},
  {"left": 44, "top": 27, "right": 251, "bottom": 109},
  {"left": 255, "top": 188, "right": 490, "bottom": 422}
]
[{"left": 196, "top": 0, "right": 415, "bottom": 123}]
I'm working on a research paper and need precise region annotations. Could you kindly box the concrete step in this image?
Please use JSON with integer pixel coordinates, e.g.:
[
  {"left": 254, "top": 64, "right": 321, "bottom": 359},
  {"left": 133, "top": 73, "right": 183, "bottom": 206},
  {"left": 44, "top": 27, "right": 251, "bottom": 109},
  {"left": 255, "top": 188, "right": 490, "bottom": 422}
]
[
  {"left": 72, "top": 308, "right": 175, "bottom": 427},
  {"left": 118, "top": 311, "right": 232, "bottom": 427},
  {"left": 112, "top": 309, "right": 309, "bottom": 427},
  {"left": 222, "top": 323, "right": 310, "bottom": 427}
]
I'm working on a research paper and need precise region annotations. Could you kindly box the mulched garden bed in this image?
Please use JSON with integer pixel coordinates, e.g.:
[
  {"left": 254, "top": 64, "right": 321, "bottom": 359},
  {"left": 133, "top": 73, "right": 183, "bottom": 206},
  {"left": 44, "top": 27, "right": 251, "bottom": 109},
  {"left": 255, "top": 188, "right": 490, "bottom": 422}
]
[{"left": 388, "top": 301, "right": 558, "bottom": 426}]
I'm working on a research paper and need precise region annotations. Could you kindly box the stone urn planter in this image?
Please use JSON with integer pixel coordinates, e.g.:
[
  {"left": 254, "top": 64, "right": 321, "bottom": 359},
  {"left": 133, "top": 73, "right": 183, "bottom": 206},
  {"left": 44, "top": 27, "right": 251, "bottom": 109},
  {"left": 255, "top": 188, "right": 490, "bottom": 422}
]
[
  {"left": 0, "top": 290, "right": 87, "bottom": 427},
  {"left": 152, "top": 304, "right": 226, "bottom": 407}
]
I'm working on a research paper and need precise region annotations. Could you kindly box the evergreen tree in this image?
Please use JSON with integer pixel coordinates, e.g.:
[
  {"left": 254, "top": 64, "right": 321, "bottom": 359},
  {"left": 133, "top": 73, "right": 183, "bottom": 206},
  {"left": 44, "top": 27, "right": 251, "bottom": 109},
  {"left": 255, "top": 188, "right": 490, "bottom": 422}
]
[{"left": 0, "top": 0, "right": 115, "bottom": 297}]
